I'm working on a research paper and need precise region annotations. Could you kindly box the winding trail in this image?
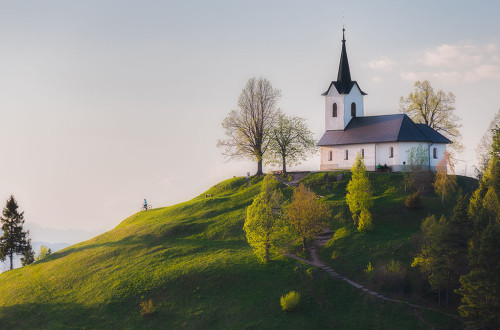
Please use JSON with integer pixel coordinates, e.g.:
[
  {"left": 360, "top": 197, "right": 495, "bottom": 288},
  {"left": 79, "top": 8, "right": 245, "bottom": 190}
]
[{"left": 285, "top": 231, "right": 460, "bottom": 320}]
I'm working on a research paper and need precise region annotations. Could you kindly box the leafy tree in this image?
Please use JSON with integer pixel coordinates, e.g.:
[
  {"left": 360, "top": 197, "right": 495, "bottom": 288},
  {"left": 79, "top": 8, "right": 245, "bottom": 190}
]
[
  {"left": 457, "top": 223, "right": 500, "bottom": 329},
  {"left": 412, "top": 215, "right": 462, "bottom": 305},
  {"left": 244, "top": 174, "right": 288, "bottom": 262},
  {"left": 218, "top": 78, "right": 281, "bottom": 175},
  {"left": 346, "top": 154, "right": 373, "bottom": 225},
  {"left": 399, "top": 80, "right": 463, "bottom": 154},
  {"left": 267, "top": 113, "right": 316, "bottom": 173},
  {"left": 457, "top": 132, "right": 500, "bottom": 327},
  {"left": 0, "top": 195, "right": 33, "bottom": 270},
  {"left": 35, "top": 245, "right": 53, "bottom": 261},
  {"left": 406, "top": 144, "right": 432, "bottom": 193},
  {"left": 433, "top": 150, "right": 457, "bottom": 206},
  {"left": 475, "top": 109, "right": 500, "bottom": 176},
  {"left": 286, "top": 184, "right": 329, "bottom": 249}
]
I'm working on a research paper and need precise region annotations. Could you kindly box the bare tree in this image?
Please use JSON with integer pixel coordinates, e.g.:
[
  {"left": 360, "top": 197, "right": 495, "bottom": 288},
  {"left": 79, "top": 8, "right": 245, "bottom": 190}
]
[
  {"left": 217, "top": 78, "right": 281, "bottom": 175},
  {"left": 267, "top": 113, "right": 317, "bottom": 173},
  {"left": 400, "top": 80, "right": 463, "bottom": 154},
  {"left": 475, "top": 109, "right": 500, "bottom": 176}
]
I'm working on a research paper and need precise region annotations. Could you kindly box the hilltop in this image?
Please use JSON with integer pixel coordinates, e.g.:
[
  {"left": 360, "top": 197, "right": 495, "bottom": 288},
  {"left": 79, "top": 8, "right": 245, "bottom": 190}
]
[{"left": 0, "top": 172, "right": 476, "bottom": 329}]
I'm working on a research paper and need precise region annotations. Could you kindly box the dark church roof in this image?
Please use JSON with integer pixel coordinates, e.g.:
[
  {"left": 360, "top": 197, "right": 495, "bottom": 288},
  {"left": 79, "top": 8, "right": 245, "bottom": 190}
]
[
  {"left": 317, "top": 114, "right": 451, "bottom": 146},
  {"left": 322, "top": 28, "right": 367, "bottom": 96}
]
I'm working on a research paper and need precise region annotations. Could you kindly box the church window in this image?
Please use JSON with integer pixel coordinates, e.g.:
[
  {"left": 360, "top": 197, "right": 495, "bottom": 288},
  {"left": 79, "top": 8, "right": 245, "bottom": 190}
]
[
  {"left": 361, "top": 148, "right": 364, "bottom": 159},
  {"left": 433, "top": 147, "right": 437, "bottom": 159},
  {"left": 332, "top": 103, "right": 337, "bottom": 117},
  {"left": 389, "top": 147, "right": 394, "bottom": 158},
  {"left": 351, "top": 103, "right": 356, "bottom": 117},
  {"left": 328, "top": 151, "right": 332, "bottom": 161},
  {"left": 345, "top": 150, "right": 349, "bottom": 160}
]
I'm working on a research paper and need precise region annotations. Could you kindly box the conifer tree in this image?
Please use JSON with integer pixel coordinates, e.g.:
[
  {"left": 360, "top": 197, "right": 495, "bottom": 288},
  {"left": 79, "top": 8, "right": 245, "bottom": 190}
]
[
  {"left": 457, "top": 139, "right": 500, "bottom": 327},
  {"left": 0, "top": 195, "right": 34, "bottom": 270},
  {"left": 346, "top": 154, "right": 373, "bottom": 226},
  {"left": 244, "top": 174, "right": 288, "bottom": 263}
]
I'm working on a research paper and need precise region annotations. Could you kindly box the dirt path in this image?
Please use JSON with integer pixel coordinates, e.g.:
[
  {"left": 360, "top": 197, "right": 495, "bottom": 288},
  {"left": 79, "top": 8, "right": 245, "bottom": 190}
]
[
  {"left": 285, "top": 232, "right": 460, "bottom": 320},
  {"left": 275, "top": 171, "right": 310, "bottom": 187}
]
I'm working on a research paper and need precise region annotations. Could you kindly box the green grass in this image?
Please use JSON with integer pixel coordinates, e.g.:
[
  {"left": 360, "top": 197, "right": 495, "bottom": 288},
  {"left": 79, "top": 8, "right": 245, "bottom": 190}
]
[
  {"left": 0, "top": 174, "right": 469, "bottom": 329},
  {"left": 304, "top": 171, "right": 477, "bottom": 310}
]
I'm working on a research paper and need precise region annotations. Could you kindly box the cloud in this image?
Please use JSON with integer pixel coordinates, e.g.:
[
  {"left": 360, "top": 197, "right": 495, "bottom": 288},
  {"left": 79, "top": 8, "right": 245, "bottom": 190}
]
[
  {"left": 367, "top": 58, "right": 396, "bottom": 71},
  {"left": 371, "top": 76, "right": 383, "bottom": 83},
  {"left": 402, "top": 42, "right": 500, "bottom": 83}
]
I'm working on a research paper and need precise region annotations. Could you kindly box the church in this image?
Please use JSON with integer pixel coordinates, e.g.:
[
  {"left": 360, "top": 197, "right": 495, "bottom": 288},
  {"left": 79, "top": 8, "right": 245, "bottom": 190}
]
[{"left": 318, "top": 29, "right": 451, "bottom": 172}]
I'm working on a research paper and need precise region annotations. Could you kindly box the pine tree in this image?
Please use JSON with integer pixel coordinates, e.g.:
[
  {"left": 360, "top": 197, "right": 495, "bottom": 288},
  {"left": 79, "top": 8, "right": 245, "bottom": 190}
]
[
  {"left": 457, "top": 131, "right": 500, "bottom": 327},
  {"left": 346, "top": 154, "right": 373, "bottom": 225},
  {"left": 0, "top": 195, "right": 33, "bottom": 270},
  {"left": 244, "top": 174, "right": 288, "bottom": 263}
]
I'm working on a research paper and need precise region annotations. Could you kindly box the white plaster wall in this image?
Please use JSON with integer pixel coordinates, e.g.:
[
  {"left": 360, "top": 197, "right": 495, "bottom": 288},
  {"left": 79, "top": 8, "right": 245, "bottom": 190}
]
[
  {"left": 320, "top": 143, "right": 376, "bottom": 171},
  {"left": 343, "top": 84, "right": 364, "bottom": 128},
  {"left": 321, "top": 142, "right": 448, "bottom": 172},
  {"left": 375, "top": 142, "right": 400, "bottom": 168},
  {"left": 324, "top": 87, "right": 345, "bottom": 131}
]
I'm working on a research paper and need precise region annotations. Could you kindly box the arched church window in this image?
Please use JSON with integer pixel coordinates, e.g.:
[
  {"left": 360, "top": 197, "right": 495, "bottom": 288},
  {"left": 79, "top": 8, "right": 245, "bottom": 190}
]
[
  {"left": 332, "top": 103, "right": 337, "bottom": 117},
  {"left": 351, "top": 103, "right": 356, "bottom": 117},
  {"left": 433, "top": 147, "right": 437, "bottom": 159},
  {"left": 345, "top": 150, "right": 349, "bottom": 160},
  {"left": 328, "top": 151, "right": 333, "bottom": 161},
  {"left": 389, "top": 147, "right": 394, "bottom": 158},
  {"left": 361, "top": 148, "right": 365, "bottom": 159}
]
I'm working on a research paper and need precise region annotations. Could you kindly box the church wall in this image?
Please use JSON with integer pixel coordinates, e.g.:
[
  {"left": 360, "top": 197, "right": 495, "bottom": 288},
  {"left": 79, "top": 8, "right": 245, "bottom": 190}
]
[
  {"left": 324, "top": 87, "right": 345, "bottom": 131},
  {"left": 320, "top": 143, "right": 376, "bottom": 171},
  {"left": 321, "top": 142, "right": 448, "bottom": 172},
  {"left": 397, "top": 142, "right": 447, "bottom": 171},
  {"left": 343, "top": 85, "right": 364, "bottom": 128}
]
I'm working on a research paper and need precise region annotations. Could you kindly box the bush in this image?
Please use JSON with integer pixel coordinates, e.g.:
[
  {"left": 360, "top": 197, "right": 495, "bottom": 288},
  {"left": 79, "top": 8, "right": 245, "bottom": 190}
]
[
  {"left": 405, "top": 192, "right": 421, "bottom": 209},
  {"left": 280, "top": 291, "right": 301, "bottom": 312},
  {"left": 140, "top": 299, "right": 155, "bottom": 317}
]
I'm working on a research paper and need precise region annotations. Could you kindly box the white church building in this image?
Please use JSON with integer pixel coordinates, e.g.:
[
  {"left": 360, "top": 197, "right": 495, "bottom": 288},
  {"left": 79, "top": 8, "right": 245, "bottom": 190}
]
[{"left": 318, "top": 29, "right": 451, "bottom": 172}]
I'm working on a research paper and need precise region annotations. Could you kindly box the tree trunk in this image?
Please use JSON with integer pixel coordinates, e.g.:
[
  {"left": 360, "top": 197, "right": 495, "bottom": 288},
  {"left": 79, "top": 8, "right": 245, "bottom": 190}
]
[
  {"left": 302, "top": 236, "right": 306, "bottom": 250},
  {"left": 265, "top": 243, "right": 270, "bottom": 263},
  {"left": 9, "top": 252, "right": 13, "bottom": 270},
  {"left": 282, "top": 155, "right": 287, "bottom": 173},
  {"left": 256, "top": 159, "right": 263, "bottom": 176}
]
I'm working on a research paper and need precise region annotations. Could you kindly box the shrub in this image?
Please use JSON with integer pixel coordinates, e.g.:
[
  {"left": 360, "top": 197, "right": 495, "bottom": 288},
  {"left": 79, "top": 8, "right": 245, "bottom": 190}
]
[
  {"left": 364, "top": 261, "right": 373, "bottom": 280},
  {"left": 405, "top": 192, "right": 421, "bottom": 209},
  {"left": 140, "top": 299, "right": 155, "bottom": 317},
  {"left": 357, "top": 209, "right": 373, "bottom": 231},
  {"left": 280, "top": 291, "right": 301, "bottom": 312}
]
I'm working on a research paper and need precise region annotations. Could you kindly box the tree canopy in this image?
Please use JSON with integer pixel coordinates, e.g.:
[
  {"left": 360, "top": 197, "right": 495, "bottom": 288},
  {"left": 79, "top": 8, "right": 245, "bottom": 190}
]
[
  {"left": 218, "top": 77, "right": 281, "bottom": 175},
  {"left": 267, "top": 113, "right": 316, "bottom": 173},
  {"left": 400, "top": 80, "right": 462, "bottom": 153},
  {"left": 0, "top": 195, "right": 33, "bottom": 270},
  {"left": 286, "top": 184, "right": 329, "bottom": 249},
  {"left": 244, "top": 174, "right": 289, "bottom": 262},
  {"left": 346, "top": 154, "right": 373, "bottom": 226}
]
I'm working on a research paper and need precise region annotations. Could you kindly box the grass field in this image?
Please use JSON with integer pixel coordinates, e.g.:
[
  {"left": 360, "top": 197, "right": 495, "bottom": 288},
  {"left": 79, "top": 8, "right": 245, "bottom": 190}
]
[{"left": 0, "top": 173, "right": 473, "bottom": 329}]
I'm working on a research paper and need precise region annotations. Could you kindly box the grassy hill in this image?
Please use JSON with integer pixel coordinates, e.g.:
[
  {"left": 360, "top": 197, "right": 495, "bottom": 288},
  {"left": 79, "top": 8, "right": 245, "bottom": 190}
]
[{"left": 0, "top": 173, "right": 476, "bottom": 329}]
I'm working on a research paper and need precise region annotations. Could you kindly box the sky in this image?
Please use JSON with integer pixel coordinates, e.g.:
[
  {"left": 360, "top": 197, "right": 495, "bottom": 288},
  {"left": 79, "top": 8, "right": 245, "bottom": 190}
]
[{"left": 0, "top": 0, "right": 499, "bottom": 236}]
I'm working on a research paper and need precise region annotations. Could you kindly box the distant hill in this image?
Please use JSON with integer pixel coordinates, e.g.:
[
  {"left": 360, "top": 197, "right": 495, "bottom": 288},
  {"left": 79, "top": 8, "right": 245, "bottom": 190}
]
[{"left": 0, "top": 173, "right": 475, "bottom": 329}]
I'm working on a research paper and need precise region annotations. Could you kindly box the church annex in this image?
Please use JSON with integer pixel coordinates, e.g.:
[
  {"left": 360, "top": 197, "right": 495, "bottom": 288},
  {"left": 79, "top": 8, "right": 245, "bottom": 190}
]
[{"left": 318, "top": 29, "right": 451, "bottom": 172}]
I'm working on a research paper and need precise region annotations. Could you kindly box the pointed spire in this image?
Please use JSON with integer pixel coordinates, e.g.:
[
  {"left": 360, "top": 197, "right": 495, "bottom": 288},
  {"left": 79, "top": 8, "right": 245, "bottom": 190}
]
[{"left": 337, "top": 26, "right": 351, "bottom": 86}]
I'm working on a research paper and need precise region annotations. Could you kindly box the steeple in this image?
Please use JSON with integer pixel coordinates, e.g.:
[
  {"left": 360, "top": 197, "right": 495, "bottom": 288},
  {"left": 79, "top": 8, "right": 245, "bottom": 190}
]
[{"left": 337, "top": 27, "right": 351, "bottom": 85}]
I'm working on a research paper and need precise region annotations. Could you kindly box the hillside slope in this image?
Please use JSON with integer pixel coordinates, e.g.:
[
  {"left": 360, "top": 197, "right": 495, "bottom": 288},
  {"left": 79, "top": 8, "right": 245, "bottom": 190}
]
[{"left": 0, "top": 174, "right": 471, "bottom": 329}]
